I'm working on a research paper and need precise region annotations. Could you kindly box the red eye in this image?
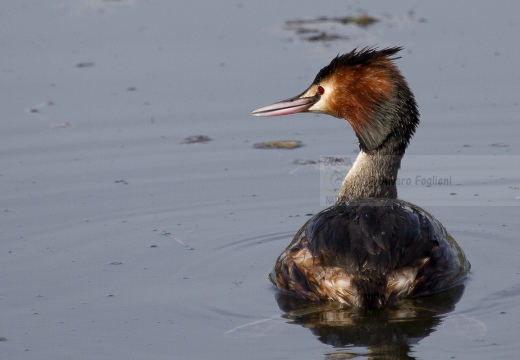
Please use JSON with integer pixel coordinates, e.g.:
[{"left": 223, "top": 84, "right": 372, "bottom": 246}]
[{"left": 318, "top": 85, "right": 325, "bottom": 95}]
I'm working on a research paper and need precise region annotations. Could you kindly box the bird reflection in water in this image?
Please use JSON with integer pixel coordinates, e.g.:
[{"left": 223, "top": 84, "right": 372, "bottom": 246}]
[{"left": 274, "top": 284, "right": 465, "bottom": 359}]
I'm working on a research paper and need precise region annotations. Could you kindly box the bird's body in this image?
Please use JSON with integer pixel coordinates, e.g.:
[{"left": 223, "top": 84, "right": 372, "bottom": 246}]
[
  {"left": 270, "top": 198, "right": 468, "bottom": 308},
  {"left": 252, "top": 47, "right": 470, "bottom": 308}
]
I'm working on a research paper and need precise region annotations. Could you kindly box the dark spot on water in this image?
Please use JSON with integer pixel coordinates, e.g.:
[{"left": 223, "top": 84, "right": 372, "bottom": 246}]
[
  {"left": 26, "top": 101, "right": 53, "bottom": 114},
  {"left": 490, "top": 143, "right": 509, "bottom": 148},
  {"left": 114, "top": 180, "right": 129, "bottom": 185},
  {"left": 160, "top": 231, "right": 171, "bottom": 235},
  {"left": 75, "top": 62, "right": 95, "bottom": 68},
  {"left": 293, "top": 159, "right": 317, "bottom": 165},
  {"left": 150, "top": 245, "right": 157, "bottom": 248},
  {"left": 182, "top": 135, "right": 212, "bottom": 144},
  {"left": 294, "top": 27, "right": 319, "bottom": 35},
  {"left": 450, "top": 193, "right": 457, "bottom": 195},
  {"left": 110, "top": 262, "right": 123, "bottom": 265},
  {"left": 307, "top": 32, "right": 348, "bottom": 42},
  {"left": 127, "top": 87, "right": 137, "bottom": 91},
  {"left": 0, "top": 337, "right": 6, "bottom": 341}
]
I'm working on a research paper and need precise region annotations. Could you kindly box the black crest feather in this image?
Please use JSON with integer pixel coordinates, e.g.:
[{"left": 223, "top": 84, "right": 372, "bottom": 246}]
[{"left": 312, "top": 46, "right": 403, "bottom": 85}]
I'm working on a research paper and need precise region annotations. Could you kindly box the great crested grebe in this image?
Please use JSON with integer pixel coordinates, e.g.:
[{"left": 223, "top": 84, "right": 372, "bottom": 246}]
[{"left": 251, "top": 47, "right": 470, "bottom": 308}]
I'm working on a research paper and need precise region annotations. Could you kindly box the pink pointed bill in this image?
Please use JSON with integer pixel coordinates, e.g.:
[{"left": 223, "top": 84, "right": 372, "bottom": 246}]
[{"left": 251, "top": 94, "right": 319, "bottom": 117}]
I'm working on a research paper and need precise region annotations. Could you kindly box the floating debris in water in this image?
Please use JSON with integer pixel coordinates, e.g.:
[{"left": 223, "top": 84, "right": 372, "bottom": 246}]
[
  {"left": 254, "top": 140, "right": 303, "bottom": 149},
  {"left": 160, "top": 231, "right": 194, "bottom": 250},
  {"left": 181, "top": 135, "right": 212, "bottom": 144},
  {"left": 292, "top": 159, "right": 317, "bottom": 165},
  {"left": 285, "top": 14, "right": 378, "bottom": 43},
  {"left": 286, "top": 14, "right": 378, "bottom": 28},
  {"left": 114, "top": 179, "right": 129, "bottom": 185},
  {"left": 307, "top": 32, "right": 347, "bottom": 42},
  {"left": 346, "top": 14, "right": 379, "bottom": 27},
  {"left": 25, "top": 101, "right": 54, "bottom": 114}
]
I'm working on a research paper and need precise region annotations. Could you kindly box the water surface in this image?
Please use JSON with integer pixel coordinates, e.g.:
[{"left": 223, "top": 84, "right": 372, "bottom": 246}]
[{"left": 1, "top": 1, "right": 520, "bottom": 359}]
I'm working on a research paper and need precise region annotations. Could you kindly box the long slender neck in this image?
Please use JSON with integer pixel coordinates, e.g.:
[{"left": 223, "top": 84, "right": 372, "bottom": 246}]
[
  {"left": 337, "top": 136, "right": 404, "bottom": 202},
  {"left": 336, "top": 68, "right": 419, "bottom": 202}
]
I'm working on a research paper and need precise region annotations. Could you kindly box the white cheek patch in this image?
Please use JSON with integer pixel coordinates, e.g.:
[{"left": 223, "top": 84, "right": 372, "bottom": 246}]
[{"left": 307, "top": 84, "right": 334, "bottom": 114}]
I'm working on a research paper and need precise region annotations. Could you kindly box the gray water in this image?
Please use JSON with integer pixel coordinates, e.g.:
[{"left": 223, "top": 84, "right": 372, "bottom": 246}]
[{"left": 2, "top": 1, "right": 520, "bottom": 359}]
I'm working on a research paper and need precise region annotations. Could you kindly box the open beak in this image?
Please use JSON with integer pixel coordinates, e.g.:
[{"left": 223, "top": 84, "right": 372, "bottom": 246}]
[{"left": 251, "top": 92, "right": 320, "bottom": 117}]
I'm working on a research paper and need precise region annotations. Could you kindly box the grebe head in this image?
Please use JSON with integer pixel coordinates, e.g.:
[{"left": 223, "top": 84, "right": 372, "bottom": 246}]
[{"left": 251, "top": 47, "right": 419, "bottom": 153}]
